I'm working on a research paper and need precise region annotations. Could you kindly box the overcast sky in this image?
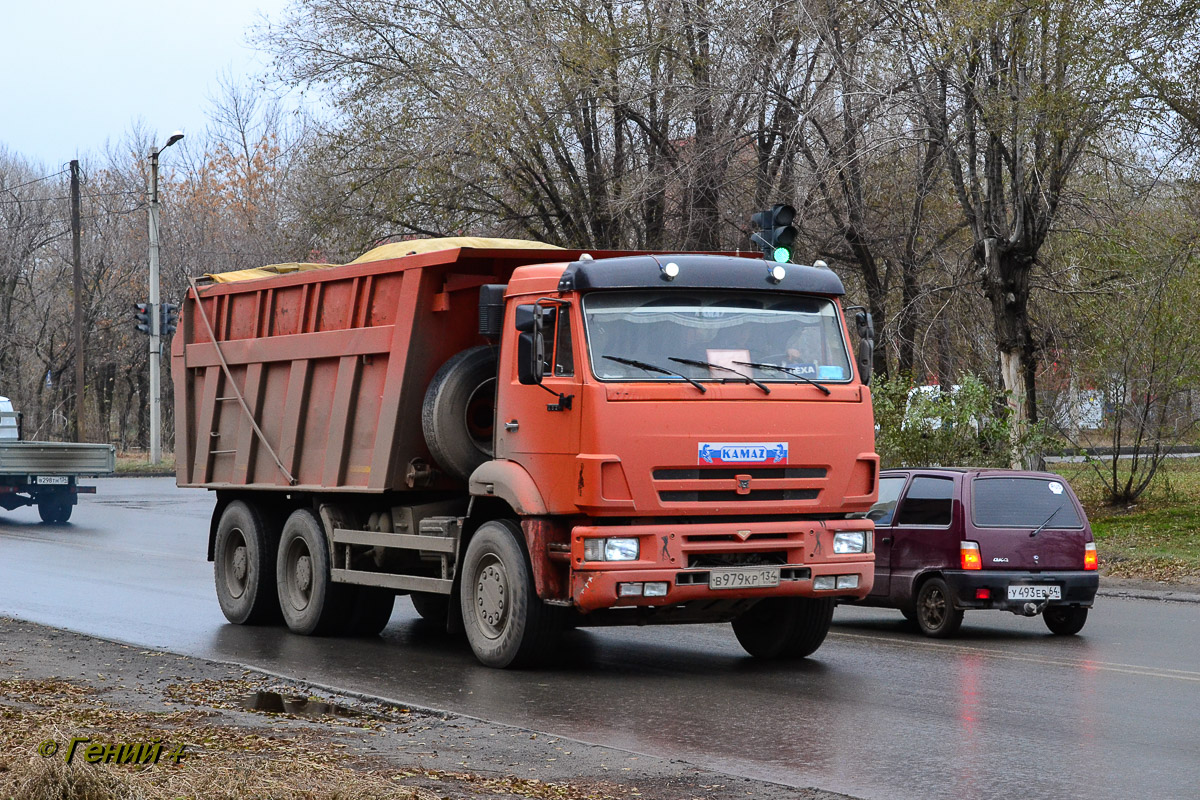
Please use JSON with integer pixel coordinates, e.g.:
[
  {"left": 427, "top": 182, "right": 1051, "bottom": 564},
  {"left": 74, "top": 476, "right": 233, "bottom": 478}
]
[{"left": 0, "top": 0, "right": 293, "bottom": 169}]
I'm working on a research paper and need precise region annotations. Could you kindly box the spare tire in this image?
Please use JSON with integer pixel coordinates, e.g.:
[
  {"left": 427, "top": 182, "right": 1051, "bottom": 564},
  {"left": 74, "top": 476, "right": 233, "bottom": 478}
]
[{"left": 422, "top": 346, "right": 498, "bottom": 482}]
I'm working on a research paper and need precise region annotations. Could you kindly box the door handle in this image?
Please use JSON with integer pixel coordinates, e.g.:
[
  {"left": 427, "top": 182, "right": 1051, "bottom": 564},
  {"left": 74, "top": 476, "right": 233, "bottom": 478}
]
[{"left": 880, "top": 536, "right": 892, "bottom": 544}]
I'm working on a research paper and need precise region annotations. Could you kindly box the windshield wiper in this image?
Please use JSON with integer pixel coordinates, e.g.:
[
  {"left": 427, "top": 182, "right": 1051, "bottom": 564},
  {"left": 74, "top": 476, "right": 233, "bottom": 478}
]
[
  {"left": 668, "top": 357, "right": 770, "bottom": 394},
  {"left": 732, "top": 361, "right": 832, "bottom": 395},
  {"left": 602, "top": 355, "right": 706, "bottom": 393},
  {"left": 1029, "top": 507, "right": 1061, "bottom": 538}
]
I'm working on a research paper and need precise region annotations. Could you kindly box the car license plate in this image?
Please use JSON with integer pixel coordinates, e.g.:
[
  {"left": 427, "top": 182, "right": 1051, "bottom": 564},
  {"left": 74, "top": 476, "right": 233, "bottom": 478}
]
[
  {"left": 1008, "top": 584, "right": 1062, "bottom": 601},
  {"left": 34, "top": 476, "right": 68, "bottom": 485},
  {"left": 709, "top": 567, "right": 780, "bottom": 590}
]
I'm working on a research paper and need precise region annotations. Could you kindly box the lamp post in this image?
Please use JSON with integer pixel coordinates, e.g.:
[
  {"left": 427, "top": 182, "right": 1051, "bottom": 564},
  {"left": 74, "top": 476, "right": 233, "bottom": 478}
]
[{"left": 148, "top": 131, "right": 183, "bottom": 465}]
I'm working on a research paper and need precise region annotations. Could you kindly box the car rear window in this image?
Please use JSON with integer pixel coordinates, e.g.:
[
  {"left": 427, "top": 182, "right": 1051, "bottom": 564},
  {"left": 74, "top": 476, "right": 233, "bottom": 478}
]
[{"left": 971, "top": 477, "right": 1083, "bottom": 528}]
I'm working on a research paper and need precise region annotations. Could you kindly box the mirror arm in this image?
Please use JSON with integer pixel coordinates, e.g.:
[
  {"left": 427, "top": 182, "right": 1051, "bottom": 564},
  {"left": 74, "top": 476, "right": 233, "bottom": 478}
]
[{"left": 535, "top": 382, "right": 573, "bottom": 411}]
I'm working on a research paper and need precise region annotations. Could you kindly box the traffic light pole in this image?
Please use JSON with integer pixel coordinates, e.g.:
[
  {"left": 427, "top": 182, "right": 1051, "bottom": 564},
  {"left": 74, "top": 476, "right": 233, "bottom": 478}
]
[{"left": 148, "top": 147, "right": 162, "bottom": 465}]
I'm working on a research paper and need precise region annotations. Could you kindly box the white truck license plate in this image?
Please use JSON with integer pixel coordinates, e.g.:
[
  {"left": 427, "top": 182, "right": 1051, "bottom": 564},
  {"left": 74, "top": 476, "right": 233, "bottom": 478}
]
[
  {"left": 709, "top": 567, "right": 781, "bottom": 590},
  {"left": 1008, "top": 584, "right": 1062, "bottom": 601},
  {"left": 34, "top": 476, "right": 69, "bottom": 485}
]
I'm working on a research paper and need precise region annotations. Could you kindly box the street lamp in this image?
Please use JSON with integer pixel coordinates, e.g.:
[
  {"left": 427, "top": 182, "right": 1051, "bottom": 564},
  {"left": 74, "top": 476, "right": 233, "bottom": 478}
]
[{"left": 148, "top": 130, "right": 184, "bottom": 465}]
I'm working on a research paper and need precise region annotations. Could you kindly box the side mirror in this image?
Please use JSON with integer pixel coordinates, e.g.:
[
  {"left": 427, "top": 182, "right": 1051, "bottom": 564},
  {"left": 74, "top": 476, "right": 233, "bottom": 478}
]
[
  {"left": 855, "top": 310, "right": 875, "bottom": 385},
  {"left": 515, "top": 304, "right": 555, "bottom": 385}
]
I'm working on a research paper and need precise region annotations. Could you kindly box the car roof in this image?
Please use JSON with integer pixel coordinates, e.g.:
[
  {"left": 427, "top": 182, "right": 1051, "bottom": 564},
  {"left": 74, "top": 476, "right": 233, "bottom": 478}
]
[{"left": 879, "top": 467, "right": 1066, "bottom": 481}]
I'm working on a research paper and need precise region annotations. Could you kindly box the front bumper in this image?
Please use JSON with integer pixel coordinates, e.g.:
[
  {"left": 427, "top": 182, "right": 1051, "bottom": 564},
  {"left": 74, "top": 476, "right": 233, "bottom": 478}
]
[
  {"left": 568, "top": 518, "right": 875, "bottom": 612},
  {"left": 941, "top": 570, "right": 1099, "bottom": 611}
]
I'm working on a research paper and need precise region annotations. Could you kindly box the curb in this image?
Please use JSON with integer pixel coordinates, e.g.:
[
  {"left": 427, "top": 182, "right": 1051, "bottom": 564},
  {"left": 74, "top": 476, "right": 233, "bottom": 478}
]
[{"left": 1097, "top": 587, "right": 1200, "bottom": 605}]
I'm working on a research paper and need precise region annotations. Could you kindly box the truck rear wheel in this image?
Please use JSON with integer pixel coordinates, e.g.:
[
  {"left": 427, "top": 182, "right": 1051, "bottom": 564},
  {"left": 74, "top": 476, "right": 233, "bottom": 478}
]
[
  {"left": 422, "top": 346, "right": 498, "bottom": 482},
  {"left": 277, "top": 508, "right": 351, "bottom": 636},
  {"left": 460, "top": 519, "right": 562, "bottom": 668},
  {"left": 214, "top": 500, "right": 280, "bottom": 625},
  {"left": 346, "top": 588, "right": 396, "bottom": 637},
  {"left": 37, "top": 498, "right": 73, "bottom": 524},
  {"left": 1044, "top": 605, "right": 1088, "bottom": 636},
  {"left": 732, "top": 597, "right": 836, "bottom": 659}
]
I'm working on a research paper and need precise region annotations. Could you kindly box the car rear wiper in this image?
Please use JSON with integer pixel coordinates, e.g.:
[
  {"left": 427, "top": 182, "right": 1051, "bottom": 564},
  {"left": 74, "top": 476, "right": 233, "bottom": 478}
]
[
  {"left": 668, "top": 357, "right": 770, "bottom": 394},
  {"left": 732, "top": 361, "right": 832, "bottom": 396},
  {"left": 1029, "top": 507, "right": 1061, "bottom": 538},
  {"left": 602, "top": 355, "right": 706, "bottom": 393}
]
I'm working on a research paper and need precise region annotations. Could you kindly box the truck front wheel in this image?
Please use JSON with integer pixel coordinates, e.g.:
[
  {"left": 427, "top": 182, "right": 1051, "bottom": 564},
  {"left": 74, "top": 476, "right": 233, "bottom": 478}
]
[
  {"left": 460, "top": 519, "right": 562, "bottom": 668},
  {"left": 732, "top": 597, "right": 836, "bottom": 659},
  {"left": 214, "top": 500, "right": 280, "bottom": 625},
  {"left": 277, "top": 509, "right": 350, "bottom": 635}
]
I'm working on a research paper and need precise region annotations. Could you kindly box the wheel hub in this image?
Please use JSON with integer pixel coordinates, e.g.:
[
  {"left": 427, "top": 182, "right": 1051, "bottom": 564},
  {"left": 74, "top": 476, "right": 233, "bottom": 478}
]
[
  {"left": 474, "top": 559, "right": 508, "bottom": 638},
  {"left": 232, "top": 546, "right": 248, "bottom": 582},
  {"left": 295, "top": 555, "right": 312, "bottom": 593}
]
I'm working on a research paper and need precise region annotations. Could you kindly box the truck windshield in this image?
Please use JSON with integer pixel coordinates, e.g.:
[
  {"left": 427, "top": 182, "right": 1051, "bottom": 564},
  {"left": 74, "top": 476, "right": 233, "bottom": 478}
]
[
  {"left": 971, "top": 477, "right": 1084, "bottom": 528},
  {"left": 581, "top": 290, "right": 853, "bottom": 383}
]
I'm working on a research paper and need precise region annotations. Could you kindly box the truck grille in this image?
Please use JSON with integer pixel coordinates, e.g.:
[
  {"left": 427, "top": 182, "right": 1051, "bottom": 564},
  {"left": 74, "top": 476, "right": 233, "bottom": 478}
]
[{"left": 652, "top": 465, "right": 826, "bottom": 504}]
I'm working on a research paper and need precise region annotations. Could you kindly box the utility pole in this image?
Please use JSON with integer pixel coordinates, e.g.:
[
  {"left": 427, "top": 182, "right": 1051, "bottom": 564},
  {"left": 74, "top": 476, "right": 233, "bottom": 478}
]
[
  {"left": 70, "top": 159, "right": 84, "bottom": 443},
  {"left": 147, "top": 131, "right": 183, "bottom": 465}
]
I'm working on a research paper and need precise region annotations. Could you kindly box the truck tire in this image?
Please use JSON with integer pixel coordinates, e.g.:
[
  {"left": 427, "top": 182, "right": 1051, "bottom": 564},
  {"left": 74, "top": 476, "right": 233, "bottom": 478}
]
[
  {"left": 213, "top": 500, "right": 280, "bottom": 625},
  {"left": 422, "top": 346, "right": 498, "bottom": 482},
  {"left": 346, "top": 588, "right": 396, "bottom": 637},
  {"left": 459, "top": 519, "right": 563, "bottom": 668},
  {"left": 277, "top": 508, "right": 351, "bottom": 636},
  {"left": 732, "top": 597, "right": 836, "bottom": 659},
  {"left": 37, "top": 499, "right": 73, "bottom": 524},
  {"left": 411, "top": 592, "right": 451, "bottom": 623}
]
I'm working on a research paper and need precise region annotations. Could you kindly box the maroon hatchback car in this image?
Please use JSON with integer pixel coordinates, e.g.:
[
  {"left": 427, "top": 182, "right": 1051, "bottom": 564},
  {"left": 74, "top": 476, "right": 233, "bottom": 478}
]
[{"left": 850, "top": 468, "right": 1099, "bottom": 637}]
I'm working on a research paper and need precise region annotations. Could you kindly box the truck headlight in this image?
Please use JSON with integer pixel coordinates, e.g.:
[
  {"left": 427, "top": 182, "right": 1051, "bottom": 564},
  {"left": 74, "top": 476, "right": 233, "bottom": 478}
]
[
  {"left": 833, "top": 532, "right": 866, "bottom": 554},
  {"left": 583, "top": 537, "right": 640, "bottom": 562}
]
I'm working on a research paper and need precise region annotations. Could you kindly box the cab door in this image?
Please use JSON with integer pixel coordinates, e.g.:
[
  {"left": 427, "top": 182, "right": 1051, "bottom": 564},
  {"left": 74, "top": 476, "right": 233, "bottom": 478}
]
[{"left": 495, "top": 301, "right": 583, "bottom": 507}]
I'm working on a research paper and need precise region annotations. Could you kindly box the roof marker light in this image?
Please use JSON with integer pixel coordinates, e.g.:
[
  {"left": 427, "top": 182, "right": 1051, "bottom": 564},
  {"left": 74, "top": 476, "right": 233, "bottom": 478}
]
[
  {"left": 769, "top": 264, "right": 786, "bottom": 283},
  {"left": 661, "top": 261, "right": 680, "bottom": 280}
]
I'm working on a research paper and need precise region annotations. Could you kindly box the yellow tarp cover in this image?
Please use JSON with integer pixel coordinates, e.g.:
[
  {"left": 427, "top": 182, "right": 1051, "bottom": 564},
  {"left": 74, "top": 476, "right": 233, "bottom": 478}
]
[{"left": 205, "top": 237, "right": 564, "bottom": 284}]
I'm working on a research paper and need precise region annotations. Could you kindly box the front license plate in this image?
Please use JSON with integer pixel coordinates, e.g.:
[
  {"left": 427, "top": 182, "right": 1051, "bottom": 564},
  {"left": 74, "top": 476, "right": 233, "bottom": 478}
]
[
  {"left": 1008, "top": 584, "right": 1062, "bottom": 601},
  {"left": 709, "top": 567, "right": 781, "bottom": 590},
  {"left": 34, "top": 476, "right": 68, "bottom": 485}
]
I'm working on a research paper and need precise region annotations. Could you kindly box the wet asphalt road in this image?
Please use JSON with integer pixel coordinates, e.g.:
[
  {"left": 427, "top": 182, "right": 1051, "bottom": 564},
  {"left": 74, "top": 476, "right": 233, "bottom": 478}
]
[{"left": 2, "top": 478, "right": 1199, "bottom": 800}]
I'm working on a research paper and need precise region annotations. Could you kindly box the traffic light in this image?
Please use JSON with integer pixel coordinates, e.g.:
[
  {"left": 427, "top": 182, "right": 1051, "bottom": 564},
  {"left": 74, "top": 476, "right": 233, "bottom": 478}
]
[
  {"left": 160, "top": 302, "right": 179, "bottom": 336},
  {"left": 134, "top": 302, "right": 151, "bottom": 335},
  {"left": 750, "top": 204, "right": 798, "bottom": 262}
]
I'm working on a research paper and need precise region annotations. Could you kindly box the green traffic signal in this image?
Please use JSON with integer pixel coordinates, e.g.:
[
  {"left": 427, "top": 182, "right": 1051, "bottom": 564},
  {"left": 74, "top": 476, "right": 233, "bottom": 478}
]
[{"left": 772, "top": 246, "right": 791, "bottom": 263}]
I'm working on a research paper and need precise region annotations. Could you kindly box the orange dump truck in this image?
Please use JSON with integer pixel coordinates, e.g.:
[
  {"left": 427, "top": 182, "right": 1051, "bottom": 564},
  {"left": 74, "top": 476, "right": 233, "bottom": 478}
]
[{"left": 174, "top": 238, "right": 879, "bottom": 667}]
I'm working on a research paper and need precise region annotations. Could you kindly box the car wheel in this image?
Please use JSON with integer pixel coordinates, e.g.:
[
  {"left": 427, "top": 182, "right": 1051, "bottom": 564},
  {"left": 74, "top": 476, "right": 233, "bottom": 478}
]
[
  {"left": 459, "top": 519, "right": 563, "bottom": 668},
  {"left": 213, "top": 500, "right": 280, "bottom": 625},
  {"left": 732, "top": 597, "right": 836, "bottom": 659},
  {"left": 915, "top": 577, "right": 963, "bottom": 638},
  {"left": 1044, "top": 605, "right": 1088, "bottom": 636},
  {"left": 276, "top": 509, "right": 351, "bottom": 635}
]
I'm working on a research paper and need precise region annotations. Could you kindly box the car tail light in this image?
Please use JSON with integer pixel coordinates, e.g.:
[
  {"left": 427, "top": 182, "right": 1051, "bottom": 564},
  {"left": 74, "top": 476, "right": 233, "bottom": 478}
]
[
  {"left": 975, "top": 588, "right": 990, "bottom": 600},
  {"left": 961, "top": 541, "right": 982, "bottom": 570},
  {"left": 1084, "top": 542, "right": 1098, "bottom": 571}
]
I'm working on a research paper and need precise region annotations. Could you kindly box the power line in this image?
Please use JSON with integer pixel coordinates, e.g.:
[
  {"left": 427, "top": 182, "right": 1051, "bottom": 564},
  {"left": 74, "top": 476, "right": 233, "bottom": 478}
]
[{"left": 0, "top": 168, "right": 69, "bottom": 194}]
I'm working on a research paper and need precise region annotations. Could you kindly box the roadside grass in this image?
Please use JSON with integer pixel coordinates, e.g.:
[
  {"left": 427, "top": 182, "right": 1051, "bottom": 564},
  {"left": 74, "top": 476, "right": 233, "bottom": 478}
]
[
  {"left": 114, "top": 452, "right": 175, "bottom": 475},
  {"left": 0, "top": 676, "right": 618, "bottom": 800},
  {"left": 1053, "top": 459, "right": 1200, "bottom": 581}
]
